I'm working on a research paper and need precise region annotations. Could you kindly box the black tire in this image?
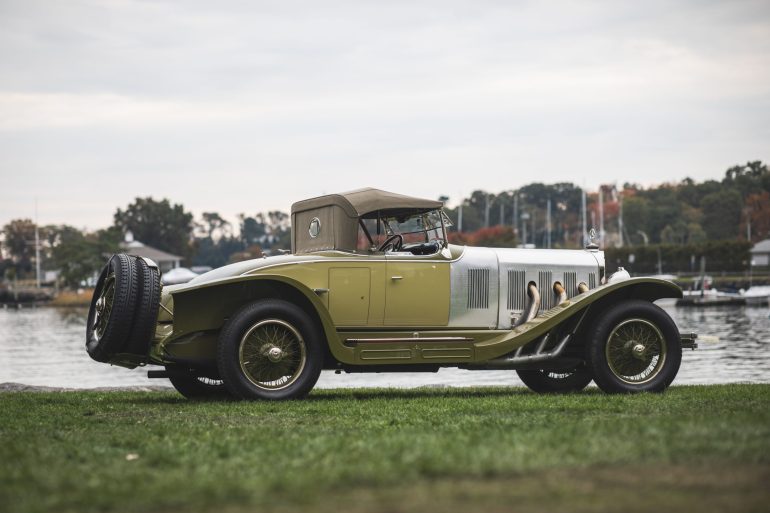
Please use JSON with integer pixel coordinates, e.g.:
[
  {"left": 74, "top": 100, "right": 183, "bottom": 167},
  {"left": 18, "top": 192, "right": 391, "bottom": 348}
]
[
  {"left": 123, "top": 258, "right": 161, "bottom": 357},
  {"left": 517, "top": 365, "right": 593, "bottom": 393},
  {"left": 217, "top": 299, "right": 323, "bottom": 400},
  {"left": 586, "top": 299, "right": 682, "bottom": 394},
  {"left": 86, "top": 254, "right": 139, "bottom": 362},
  {"left": 167, "top": 367, "right": 231, "bottom": 400}
]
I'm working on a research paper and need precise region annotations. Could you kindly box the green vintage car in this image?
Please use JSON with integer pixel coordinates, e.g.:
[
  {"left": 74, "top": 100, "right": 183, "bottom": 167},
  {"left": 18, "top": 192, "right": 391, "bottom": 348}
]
[{"left": 86, "top": 188, "right": 696, "bottom": 399}]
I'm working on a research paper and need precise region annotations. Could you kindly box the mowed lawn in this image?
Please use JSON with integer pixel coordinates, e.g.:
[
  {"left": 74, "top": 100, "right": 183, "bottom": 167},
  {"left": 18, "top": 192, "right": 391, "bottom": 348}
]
[{"left": 1, "top": 385, "right": 768, "bottom": 513}]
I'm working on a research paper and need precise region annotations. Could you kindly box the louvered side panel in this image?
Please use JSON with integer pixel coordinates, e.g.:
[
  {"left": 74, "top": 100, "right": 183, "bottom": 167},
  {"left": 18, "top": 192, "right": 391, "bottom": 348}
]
[
  {"left": 589, "top": 273, "right": 597, "bottom": 289},
  {"left": 538, "top": 270, "right": 553, "bottom": 311},
  {"left": 467, "top": 268, "right": 490, "bottom": 309},
  {"left": 507, "top": 270, "right": 526, "bottom": 310},
  {"left": 564, "top": 271, "right": 577, "bottom": 298}
]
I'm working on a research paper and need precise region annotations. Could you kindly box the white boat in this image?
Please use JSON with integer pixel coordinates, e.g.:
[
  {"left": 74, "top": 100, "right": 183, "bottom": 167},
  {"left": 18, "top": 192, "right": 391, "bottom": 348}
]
[{"left": 741, "top": 286, "right": 770, "bottom": 307}]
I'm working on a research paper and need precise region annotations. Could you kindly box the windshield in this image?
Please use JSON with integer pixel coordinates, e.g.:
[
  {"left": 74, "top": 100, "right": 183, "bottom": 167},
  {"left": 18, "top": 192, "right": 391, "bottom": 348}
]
[{"left": 357, "top": 209, "right": 451, "bottom": 252}]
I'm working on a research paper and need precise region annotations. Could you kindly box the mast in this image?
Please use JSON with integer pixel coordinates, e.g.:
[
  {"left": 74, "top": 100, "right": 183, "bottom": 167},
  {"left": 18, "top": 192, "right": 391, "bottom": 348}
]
[
  {"left": 581, "top": 187, "right": 587, "bottom": 246},
  {"left": 484, "top": 194, "right": 490, "bottom": 228},
  {"left": 598, "top": 186, "right": 604, "bottom": 247},
  {"left": 546, "top": 197, "right": 552, "bottom": 249},
  {"left": 458, "top": 201, "right": 463, "bottom": 232},
  {"left": 532, "top": 210, "right": 536, "bottom": 248},
  {"left": 618, "top": 189, "right": 624, "bottom": 247},
  {"left": 35, "top": 199, "right": 41, "bottom": 289},
  {"left": 513, "top": 193, "right": 518, "bottom": 238}
]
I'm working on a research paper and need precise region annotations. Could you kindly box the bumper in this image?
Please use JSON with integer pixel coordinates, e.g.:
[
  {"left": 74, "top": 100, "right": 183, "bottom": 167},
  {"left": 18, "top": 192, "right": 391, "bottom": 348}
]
[{"left": 680, "top": 331, "right": 698, "bottom": 350}]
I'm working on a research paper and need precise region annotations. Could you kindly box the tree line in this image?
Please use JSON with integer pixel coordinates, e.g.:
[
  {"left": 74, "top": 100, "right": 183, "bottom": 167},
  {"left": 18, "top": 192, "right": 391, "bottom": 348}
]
[{"left": 1, "top": 160, "right": 767, "bottom": 288}]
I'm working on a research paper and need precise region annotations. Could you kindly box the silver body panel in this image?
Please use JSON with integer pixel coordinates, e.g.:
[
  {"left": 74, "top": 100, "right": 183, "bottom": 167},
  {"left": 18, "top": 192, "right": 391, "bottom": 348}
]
[
  {"left": 448, "top": 247, "right": 499, "bottom": 328},
  {"left": 449, "top": 246, "right": 602, "bottom": 330}
]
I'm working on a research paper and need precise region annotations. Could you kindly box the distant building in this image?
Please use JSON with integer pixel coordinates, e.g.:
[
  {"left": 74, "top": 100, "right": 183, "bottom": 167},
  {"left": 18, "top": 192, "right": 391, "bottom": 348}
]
[
  {"left": 120, "top": 232, "right": 182, "bottom": 273},
  {"left": 750, "top": 239, "right": 770, "bottom": 268}
]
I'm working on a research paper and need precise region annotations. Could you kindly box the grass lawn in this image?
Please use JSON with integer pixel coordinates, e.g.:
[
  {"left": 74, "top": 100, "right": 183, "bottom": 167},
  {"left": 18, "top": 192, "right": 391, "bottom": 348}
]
[{"left": 1, "top": 384, "right": 768, "bottom": 513}]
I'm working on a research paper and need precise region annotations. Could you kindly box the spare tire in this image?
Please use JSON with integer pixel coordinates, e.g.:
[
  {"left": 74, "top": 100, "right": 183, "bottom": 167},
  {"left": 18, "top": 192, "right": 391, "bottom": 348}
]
[
  {"left": 86, "top": 254, "right": 160, "bottom": 364},
  {"left": 86, "top": 254, "right": 139, "bottom": 362},
  {"left": 123, "top": 257, "right": 161, "bottom": 357}
]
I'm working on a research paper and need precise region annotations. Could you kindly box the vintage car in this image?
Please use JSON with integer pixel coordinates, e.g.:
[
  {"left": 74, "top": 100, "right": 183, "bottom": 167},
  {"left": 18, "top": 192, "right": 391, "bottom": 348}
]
[{"left": 86, "top": 188, "right": 696, "bottom": 400}]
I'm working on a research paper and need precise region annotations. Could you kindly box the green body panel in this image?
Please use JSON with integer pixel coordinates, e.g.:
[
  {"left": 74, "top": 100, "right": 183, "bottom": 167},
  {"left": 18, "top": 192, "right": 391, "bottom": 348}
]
[{"left": 150, "top": 245, "right": 681, "bottom": 367}]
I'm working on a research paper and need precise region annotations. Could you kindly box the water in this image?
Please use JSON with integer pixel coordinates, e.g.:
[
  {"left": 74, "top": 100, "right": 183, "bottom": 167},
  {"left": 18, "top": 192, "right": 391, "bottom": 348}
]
[{"left": 0, "top": 304, "right": 768, "bottom": 389}]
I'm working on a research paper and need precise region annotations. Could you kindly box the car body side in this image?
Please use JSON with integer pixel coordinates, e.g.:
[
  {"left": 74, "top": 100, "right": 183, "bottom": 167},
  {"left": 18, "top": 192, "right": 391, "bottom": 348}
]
[{"left": 134, "top": 244, "right": 682, "bottom": 372}]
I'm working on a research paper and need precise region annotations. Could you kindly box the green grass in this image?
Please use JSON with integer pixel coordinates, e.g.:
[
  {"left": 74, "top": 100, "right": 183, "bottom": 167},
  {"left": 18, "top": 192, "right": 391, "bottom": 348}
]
[{"left": 1, "top": 385, "right": 769, "bottom": 513}]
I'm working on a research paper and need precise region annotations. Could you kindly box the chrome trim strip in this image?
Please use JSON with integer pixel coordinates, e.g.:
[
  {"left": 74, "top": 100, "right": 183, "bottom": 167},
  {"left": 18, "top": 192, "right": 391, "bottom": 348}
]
[
  {"left": 346, "top": 336, "right": 474, "bottom": 343},
  {"left": 238, "top": 248, "right": 468, "bottom": 276}
]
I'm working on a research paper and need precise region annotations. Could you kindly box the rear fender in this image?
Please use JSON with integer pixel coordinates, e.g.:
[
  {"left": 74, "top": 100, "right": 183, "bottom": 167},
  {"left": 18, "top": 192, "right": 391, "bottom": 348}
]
[{"left": 164, "top": 275, "right": 351, "bottom": 363}]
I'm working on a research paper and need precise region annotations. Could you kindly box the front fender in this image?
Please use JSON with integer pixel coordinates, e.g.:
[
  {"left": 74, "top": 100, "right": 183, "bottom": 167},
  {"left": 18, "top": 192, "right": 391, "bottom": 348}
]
[{"left": 475, "top": 277, "right": 682, "bottom": 361}]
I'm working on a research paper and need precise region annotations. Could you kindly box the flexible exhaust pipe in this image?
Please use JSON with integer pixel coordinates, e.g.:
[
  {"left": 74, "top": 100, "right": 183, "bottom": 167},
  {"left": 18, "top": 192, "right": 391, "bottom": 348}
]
[
  {"left": 553, "top": 282, "right": 567, "bottom": 305},
  {"left": 512, "top": 282, "right": 540, "bottom": 327},
  {"left": 578, "top": 282, "right": 589, "bottom": 294}
]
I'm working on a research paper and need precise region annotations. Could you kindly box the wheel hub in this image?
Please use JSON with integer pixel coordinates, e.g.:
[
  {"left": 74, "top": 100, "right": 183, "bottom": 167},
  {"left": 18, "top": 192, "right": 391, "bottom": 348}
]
[
  {"left": 95, "top": 297, "right": 105, "bottom": 314},
  {"left": 631, "top": 343, "right": 646, "bottom": 360},
  {"left": 264, "top": 346, "right": 284, "bottom": 363}
]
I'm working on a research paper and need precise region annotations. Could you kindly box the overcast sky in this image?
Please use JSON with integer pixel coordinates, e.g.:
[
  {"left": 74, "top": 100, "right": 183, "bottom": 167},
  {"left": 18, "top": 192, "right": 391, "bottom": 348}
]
[{"left": 1, "top": 0, "right": 768, "bottom": 230}]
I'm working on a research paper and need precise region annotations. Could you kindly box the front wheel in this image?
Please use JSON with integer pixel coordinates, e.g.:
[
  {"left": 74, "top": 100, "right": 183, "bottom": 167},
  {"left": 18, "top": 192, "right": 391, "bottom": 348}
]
[
  {"left": 586, "top": 299, "right": 682, "bottom": 393},
  {"left": 517, "top": 365, "right": 593, "bottom": 393},
  {"left": 216, "top": 299, "right": 323, "bottom": 400}
]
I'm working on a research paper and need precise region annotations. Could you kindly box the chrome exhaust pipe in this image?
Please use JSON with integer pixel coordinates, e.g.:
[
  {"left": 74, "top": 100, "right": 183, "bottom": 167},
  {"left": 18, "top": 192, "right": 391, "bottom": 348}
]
[
  {"left": 553, "top": 282, "right": 567, "bottom": 305},
  {"left": 475, "top": 333, "right": 573, "bottom": 369},
  {"left": 512, "top": 282, "right": 540, "bottom": 328}
]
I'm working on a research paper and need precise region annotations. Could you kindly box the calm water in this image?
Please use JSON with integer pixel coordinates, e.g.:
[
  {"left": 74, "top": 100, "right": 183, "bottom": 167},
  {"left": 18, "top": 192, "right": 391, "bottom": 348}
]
[{"left": 0, "top": 304, "right": 768, "bottom": 389}]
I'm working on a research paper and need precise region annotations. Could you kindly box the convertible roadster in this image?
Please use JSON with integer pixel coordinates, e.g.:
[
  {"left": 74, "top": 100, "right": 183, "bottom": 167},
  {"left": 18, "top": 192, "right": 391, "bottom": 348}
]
[{"left": 86, "top": 188, "right": 696, "bottom": 399}]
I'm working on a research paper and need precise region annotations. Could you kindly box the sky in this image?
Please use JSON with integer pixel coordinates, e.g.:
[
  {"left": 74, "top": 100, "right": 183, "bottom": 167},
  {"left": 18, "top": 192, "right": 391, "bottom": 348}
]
[{"left": 1, "top": 0, "right": 769, "bottom": 231}]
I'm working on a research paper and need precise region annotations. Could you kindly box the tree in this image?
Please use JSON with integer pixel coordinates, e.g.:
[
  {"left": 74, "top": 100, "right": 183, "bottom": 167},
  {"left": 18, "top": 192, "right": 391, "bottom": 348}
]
[
  {"left": 239, "top": 215, "right": 266, "bottom": 246},
  {"left": 2, "top": 219, "right": 39, "bottom": 276},
  {"left": 113, "top": 198, "right": 193, "bottom": 259},
  {"left": 701, "top": 189, "right": 743, "bottom": 240},
  {"left": 741, "top": 191, "right": 770, "bottom": 242},
  {"left": 197, "top": 212, "right": 231, "bottom": 240},
  {"left": 48, "top": 226, "right": 118, "bottom": 288}
]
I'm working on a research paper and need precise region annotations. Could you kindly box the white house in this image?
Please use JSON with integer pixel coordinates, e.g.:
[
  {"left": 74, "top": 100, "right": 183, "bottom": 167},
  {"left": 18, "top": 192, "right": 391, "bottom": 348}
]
[
  {"left": 750, "top": 239, "right": 770, "bottom": 268},
  {"left": 120, "top": 232, "right": 182, "bottom": 273}
]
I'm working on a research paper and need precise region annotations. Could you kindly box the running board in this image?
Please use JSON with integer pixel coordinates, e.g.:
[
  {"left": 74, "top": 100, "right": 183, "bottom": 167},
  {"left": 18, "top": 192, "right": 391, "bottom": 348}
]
[{"left": 465, "top": 333, "right": 572, "bottom": 370}]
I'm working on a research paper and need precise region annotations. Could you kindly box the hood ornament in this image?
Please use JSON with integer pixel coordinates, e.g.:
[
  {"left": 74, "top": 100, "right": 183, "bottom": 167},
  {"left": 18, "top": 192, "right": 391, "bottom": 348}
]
[{"left": 586, "top": 228, "right": 599, "bottom": 250}]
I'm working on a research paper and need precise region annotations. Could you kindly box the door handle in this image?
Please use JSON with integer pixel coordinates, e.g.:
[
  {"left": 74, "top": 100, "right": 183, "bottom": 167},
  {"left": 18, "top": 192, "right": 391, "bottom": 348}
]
[{"left": 391, "top": 276, "right": 403, "bottom": 280}]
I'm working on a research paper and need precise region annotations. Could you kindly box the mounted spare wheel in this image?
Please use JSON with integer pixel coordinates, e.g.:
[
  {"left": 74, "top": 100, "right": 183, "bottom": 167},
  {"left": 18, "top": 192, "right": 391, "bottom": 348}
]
[{"left": 86, "top": 254, "right": 161, "bottom": 366}]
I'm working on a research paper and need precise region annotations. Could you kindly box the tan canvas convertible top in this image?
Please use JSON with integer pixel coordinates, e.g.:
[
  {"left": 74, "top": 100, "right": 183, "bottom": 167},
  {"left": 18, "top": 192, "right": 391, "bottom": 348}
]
[
  {"left": 290, "top": 188, "right": 443, "bottom": 254},
  {"left": 291, "top": 188, "right": 442, "bottom": 218}
]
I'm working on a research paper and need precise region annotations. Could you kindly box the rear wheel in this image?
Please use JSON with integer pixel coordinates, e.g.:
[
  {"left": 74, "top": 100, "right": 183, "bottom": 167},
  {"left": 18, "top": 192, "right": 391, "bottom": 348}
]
[
  {"left": 217, "top": 299, "right": 323, "bottom": 400},
  {"left": 167, "top": 367, "right": 230, "bottom": 399},
  {"left": 586, "top": 299, "right": 682, "bottom": 393},
  {"left": 517, "top": 365, "right": 592, "bottom": 393}
]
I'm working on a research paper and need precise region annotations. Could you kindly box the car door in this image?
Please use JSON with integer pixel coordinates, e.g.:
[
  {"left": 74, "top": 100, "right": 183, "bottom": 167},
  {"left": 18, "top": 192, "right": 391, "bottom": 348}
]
[{"left": 384, "top": 252, "right": 450, "bottom": 326}]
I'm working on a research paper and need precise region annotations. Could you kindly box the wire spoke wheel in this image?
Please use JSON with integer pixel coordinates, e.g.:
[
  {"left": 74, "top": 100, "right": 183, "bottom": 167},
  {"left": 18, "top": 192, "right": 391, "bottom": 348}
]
[
  {"left": 605, "top": 318, "right": 667, "bottom": 384},
  {"left": 238, "top": 319, "right": 307, "bottom": 391},
  {"left": 91, "top": 272, "right": 116, "bottom": 343}
]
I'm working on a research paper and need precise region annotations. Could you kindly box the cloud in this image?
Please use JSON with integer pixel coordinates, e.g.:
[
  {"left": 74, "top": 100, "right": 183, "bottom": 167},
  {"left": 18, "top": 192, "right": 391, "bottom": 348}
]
[{"left": 0, "top": 0, "right": 769, "bottom": 228}]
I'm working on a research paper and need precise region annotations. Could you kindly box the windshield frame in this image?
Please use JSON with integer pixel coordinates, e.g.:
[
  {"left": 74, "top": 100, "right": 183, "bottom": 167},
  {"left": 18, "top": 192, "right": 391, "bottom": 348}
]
[{"left": 357, "top": 208, "right": 449, "bottom": 253}]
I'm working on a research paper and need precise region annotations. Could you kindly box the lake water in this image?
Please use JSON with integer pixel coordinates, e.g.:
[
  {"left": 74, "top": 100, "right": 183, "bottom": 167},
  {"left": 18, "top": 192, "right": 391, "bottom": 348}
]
[{"left": 0, "top": 303, "right": 768, "bottom": 389}]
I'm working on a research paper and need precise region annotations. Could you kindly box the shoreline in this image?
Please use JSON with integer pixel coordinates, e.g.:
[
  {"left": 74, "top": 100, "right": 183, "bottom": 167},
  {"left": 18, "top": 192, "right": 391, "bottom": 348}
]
[{"left": 0, "top": 382, "right": 172, "bottom": 393}]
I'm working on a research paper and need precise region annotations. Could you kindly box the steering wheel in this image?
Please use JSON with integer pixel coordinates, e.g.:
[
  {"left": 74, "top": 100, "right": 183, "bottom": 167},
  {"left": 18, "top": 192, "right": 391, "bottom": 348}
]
[{"left": 378, "top": 234, "right": 403, "bottom": 252}]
